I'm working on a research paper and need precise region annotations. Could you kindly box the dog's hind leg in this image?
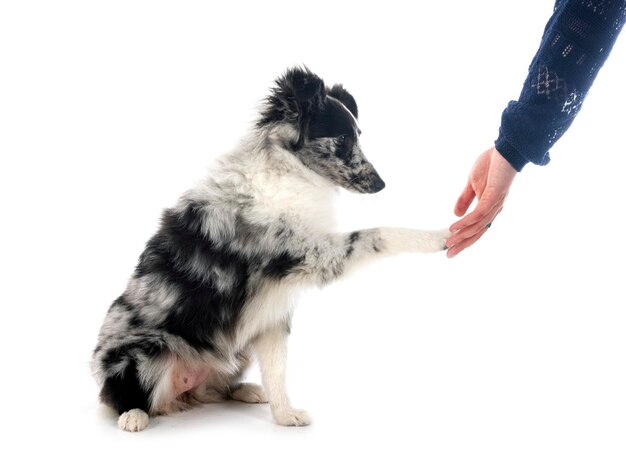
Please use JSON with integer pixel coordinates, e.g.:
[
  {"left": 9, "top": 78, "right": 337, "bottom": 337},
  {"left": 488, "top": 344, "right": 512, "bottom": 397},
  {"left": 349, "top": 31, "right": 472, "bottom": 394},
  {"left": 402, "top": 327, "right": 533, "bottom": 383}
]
[
  {"left": 229, "top": 383, "right": 268, "bottom": 403},
  {"left": 99, "top": 357, "right": 153, "bottom": 432},
  {"left": 96, "top": 338, "right": 208, "bottom": 431},
  {"left": 225, "top": 349, "right": 267, "bottom": 403}
]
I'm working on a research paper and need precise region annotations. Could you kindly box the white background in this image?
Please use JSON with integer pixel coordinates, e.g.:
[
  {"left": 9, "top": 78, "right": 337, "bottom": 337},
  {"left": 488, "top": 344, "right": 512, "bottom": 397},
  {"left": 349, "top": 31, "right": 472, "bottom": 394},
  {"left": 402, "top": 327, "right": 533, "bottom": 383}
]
[{"left": 1, "top": 1, "right": 625, "bottom": 461}]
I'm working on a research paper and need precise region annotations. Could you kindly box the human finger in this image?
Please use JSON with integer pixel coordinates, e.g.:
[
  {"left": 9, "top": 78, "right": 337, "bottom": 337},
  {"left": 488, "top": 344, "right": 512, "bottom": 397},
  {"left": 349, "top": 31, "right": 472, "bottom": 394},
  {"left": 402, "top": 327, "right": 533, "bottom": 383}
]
[
  {"left": 449, "top": 197, "right": 498, "bottom": 233},
  {"left": 454, "top": 182, "right": 476, "bottom": 217},
  {"left": 446, "top": 226, "right": 489, "bottom": 258},
  {"left": 446, "top": 206, "right": 503, "bottom": 253}
]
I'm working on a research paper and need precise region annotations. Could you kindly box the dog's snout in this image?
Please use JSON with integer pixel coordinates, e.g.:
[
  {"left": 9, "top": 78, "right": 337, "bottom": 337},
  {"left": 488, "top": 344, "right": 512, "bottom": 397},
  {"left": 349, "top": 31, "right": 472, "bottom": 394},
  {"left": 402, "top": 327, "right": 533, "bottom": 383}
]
[
  {"left": 369, "top": 174, "right": 386, "bottom": 193},
  {"left": 352, "top": 164, "right": 386, "bottom": 194}
]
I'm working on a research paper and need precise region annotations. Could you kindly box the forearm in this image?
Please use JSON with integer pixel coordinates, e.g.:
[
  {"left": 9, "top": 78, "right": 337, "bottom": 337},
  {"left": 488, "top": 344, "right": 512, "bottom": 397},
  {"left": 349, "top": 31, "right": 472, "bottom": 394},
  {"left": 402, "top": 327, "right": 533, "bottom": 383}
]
[
  {"left": 496, "top": 0, "right": 625, "bottom": 171},
  {"left": 303, "top": 228, "right": 448, "bottom": 285}
]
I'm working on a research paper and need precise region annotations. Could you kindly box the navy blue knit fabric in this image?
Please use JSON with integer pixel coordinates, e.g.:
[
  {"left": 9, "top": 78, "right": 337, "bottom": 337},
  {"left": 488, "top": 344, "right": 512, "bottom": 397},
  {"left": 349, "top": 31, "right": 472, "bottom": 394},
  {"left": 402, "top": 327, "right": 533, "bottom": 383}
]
[{"left": 496, "top": 0, "right": 626, "bottom": 171}]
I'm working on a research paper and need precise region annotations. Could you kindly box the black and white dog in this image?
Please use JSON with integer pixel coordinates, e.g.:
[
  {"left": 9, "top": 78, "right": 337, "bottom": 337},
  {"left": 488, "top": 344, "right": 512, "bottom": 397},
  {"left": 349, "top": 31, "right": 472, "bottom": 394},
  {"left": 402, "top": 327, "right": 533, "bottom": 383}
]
[{"left": 92, "top": 67, "right": 449, "bottom": 432}]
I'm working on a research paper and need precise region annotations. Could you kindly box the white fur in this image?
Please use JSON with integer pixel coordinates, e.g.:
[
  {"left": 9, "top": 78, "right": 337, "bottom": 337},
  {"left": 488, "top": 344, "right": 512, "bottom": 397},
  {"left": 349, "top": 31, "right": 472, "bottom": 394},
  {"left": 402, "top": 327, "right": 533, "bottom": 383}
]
[
  {"left": 253, "top": 324, "right": 308, "bottom": 425},
  {"left": 230, "top": 383, "right": 268, "bottom": 403},
  {"left": 118, "top": 409, "right": 149, "bottom": 432}
]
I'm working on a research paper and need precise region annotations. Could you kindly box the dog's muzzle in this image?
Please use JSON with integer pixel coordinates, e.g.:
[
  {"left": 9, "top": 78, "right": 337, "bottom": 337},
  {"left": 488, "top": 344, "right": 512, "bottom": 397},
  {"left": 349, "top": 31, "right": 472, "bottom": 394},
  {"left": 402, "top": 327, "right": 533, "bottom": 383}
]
[
  {"left": 355, "top": 169, "right": 385, "bottom": 194},
  {"left": 367, "top": 173, "right": 386, "bottom": 193}
]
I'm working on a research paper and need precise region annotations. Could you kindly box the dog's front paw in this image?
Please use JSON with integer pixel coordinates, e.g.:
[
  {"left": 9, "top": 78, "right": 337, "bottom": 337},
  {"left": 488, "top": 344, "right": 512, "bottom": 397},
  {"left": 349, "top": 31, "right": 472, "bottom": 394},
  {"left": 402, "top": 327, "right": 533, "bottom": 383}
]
[
  {"left": 118, "top": 408, "right": 149, "bottom": 432},
  {"left": 381, "top": 227, "right": 451, "bottom": 254},
  {"left": 273, "top": 407, "right": 312, "bottom": 426},
  {"left": 416, "top": 229, "right": 451, "bottom": 253},
  {"left": 435, "top": 228, "right": 453, "bottom": 252}
]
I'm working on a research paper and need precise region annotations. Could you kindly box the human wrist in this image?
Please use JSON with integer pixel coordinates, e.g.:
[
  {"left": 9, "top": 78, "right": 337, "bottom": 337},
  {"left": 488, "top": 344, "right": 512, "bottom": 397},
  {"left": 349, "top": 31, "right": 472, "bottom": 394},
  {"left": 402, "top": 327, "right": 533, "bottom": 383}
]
[{"left": 494, "top": 132, "right": 528, "bottom": 172}]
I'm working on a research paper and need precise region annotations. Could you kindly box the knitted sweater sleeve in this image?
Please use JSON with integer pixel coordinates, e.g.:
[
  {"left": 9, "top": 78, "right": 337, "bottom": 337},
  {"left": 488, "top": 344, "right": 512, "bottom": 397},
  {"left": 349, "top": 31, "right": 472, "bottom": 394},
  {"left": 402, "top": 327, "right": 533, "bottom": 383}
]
[{"left": 495, "top": 0, "right": 626, "bottom": 171}]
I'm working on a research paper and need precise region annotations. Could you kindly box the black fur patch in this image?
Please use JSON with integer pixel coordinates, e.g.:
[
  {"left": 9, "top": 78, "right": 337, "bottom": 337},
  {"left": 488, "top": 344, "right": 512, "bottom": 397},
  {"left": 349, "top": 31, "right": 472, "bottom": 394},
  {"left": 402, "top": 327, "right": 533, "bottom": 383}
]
[
  {"left": 264, "top": 251, "right": 304, "bottom": 278},
  {"left": 257, "top": 67, "right": 325, "bottom": 127},
  {"left": 99, "top": 337, "right": 166, "bottom": 414},
  {"left": 334, "top": 135, "right": 356, "bottom": 162},
  {"left": 256, "top": 66, "right": 360, "bottom": 159},
  {"left": 158, "top": 271, "right": 248, "bottom": 350},
  {"left": 101, "top": 338, "right": 166, "bottom": 371},
  {"left": 257, "top": 67, "right": 326, "bottom": 150},
  {"left": 128, "top": 312, "right": 144, "bottom": 328},
  {"left": 131, "top": 201, "right": 307, "bottom": 349},
  {"left": 328, "top": 84, "right": 358, "bottom": 119},
  {"left": 135, "top": 204, "right": 253, "bottom": 349},
  {"left": 99, "top": 359, "right": 152, "bottom": 415},
  {"left": 346, "top": 231, "right": 360, "bottom": 258},
  {"left": 308, "top": 98, "right": 358, "bottom": 140},
  {"left": 253, "top": 66, "right": 387, "bottom": 196},
  {"left": 110, "top": 294, "right": 138, "bottom": 313}
]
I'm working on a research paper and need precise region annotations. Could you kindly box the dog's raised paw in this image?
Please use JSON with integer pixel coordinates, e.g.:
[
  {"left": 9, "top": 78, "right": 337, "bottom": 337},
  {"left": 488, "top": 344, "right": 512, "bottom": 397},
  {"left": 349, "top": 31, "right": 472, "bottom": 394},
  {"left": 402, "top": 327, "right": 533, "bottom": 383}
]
[
  {"left": 273, "top": 407, "right": 312, "bottom": 427},
  {"left": 230, "top": 383, "right": 268, "bottom": 404},
  {"left": 420, "top": 229, "right": 451, "bottom": 253},
  {"left": 437, "top": 229, "right": 452, "bottom": 251},
  {"left": 118, "top": 409, "right": 149, "bottom": 432}
]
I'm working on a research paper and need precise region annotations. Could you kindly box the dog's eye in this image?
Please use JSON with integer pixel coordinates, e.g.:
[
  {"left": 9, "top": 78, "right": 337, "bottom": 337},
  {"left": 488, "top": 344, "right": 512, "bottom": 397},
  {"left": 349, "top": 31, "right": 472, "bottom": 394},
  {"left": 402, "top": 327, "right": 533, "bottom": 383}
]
[{"left": 334, "top": 135, "right": 348, "bottom": 146}]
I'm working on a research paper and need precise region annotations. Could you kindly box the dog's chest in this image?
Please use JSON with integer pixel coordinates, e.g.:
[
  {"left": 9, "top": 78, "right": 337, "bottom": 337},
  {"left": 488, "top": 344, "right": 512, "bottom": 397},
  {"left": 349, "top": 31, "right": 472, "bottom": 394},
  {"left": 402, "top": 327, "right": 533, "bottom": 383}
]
[
  {"left": 249, "top": 171, "right": 336, "bottom": 231},
  {"left": 235, "top": 281, "right": 300, "bottom": 348}
]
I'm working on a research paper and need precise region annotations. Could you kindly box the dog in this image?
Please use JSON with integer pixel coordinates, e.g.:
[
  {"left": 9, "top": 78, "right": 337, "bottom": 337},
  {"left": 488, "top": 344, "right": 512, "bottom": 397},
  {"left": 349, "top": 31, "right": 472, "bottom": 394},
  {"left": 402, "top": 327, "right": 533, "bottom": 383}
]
[{"left": 92, "top": 67, "right": 449, "bottom": 432}]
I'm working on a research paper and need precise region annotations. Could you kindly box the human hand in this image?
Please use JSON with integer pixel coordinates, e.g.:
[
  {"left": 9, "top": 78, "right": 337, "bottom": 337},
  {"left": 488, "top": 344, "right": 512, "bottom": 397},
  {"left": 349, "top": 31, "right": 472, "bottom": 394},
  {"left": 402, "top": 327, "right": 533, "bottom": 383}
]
[{"left": 445, "top": 146, "right": 517, "bottom": 257}]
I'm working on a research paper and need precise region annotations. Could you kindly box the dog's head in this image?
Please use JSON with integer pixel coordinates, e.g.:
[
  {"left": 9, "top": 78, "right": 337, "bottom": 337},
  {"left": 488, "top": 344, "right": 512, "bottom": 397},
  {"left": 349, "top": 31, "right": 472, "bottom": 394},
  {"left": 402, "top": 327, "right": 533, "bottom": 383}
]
[{"left": 258, "top": 67, "right": 385, "bottom": 194}]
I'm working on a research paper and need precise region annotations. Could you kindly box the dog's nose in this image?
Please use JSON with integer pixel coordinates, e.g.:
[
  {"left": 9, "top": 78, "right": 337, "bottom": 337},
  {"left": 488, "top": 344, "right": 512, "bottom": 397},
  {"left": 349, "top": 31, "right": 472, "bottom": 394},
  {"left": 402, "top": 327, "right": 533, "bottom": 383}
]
[{"left": 369, "top": 175, "right": 386, "bottom": 193}]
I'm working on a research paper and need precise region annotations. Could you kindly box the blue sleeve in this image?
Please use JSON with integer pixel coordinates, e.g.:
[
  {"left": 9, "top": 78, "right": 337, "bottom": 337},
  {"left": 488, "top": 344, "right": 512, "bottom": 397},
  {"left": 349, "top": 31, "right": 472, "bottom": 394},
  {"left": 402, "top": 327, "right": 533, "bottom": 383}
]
[{"left": 495, "top": 0, "right": 626, "bottom": 171}]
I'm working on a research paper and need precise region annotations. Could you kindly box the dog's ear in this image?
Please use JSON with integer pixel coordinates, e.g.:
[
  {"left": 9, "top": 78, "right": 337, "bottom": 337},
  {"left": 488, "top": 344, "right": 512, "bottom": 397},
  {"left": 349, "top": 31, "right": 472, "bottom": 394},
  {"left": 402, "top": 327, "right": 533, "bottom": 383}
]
[
  {"left": 285, "top": 67, "right": 325, "bottom": 113},
  {"left": 328, "top": 84, "right": 358, "bottom": 119},
  {"left": 259, "top": 66, "right": 326, "bottom": 150}
]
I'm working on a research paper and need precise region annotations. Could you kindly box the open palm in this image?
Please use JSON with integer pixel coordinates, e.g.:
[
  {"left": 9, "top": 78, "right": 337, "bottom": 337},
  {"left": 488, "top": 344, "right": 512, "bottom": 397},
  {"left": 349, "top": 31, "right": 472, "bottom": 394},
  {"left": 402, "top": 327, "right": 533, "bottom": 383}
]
[{"left": 446, "top": 147, "right": 517, "bottom": 257}]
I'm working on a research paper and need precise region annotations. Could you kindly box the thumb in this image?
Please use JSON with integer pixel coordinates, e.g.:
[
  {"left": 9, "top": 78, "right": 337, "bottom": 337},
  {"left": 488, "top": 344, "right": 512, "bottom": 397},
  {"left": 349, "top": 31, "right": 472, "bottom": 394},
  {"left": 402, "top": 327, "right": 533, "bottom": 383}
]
[{"left": 454, "top": 182, "right": 476, "bottom": 217}]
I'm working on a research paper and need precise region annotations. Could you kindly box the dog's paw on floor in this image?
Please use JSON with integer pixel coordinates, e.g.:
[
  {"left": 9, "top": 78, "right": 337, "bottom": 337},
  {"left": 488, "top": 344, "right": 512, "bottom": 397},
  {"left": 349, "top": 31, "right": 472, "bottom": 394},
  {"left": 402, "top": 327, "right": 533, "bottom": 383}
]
[
  {"left": 230, "top": 383, "right": 268, "bottom": 403},
  {"left": 118, "top": 409, "right": 149, "bottom": 432},
  {"left": 273, "top": 407, "right": 312, "bottom": 427}
]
